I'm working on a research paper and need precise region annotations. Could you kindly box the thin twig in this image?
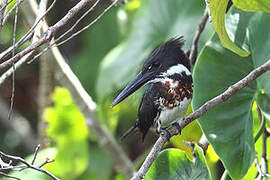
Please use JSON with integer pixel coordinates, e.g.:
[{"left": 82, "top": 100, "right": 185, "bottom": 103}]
[
  {"left": 28, "top": 0, "right": 118, "bottom": 64},
  {"left": 198, "top": 134, "right": 209, "bottom": 154},
  {"left": 0, "top": 0, "right": 118, "bottom": 70},
  {"left": 221, "top": 170, "right": 228, "bottom": 180},
  {"left": 0, "top": 0, "right": 52, "bottom": 86},
  {"left": 8, "top": 3, "right": 19, "bottom": 120},
  {"left": 255, "top": 151, "right": 263, "bottom": 179},
  {"left": 205, "top": 0, "right": 212, "bottom": 22},
  {"left": 189, "top": 8, "right": 209, "bottom": 65},
  {"left": 261, "top": 126, "right": 269, "bottom": 179},
  {"left": 0, "top": 0, "right": 8, "bottom": 33},
  {"left": 54, "top": 0, "right": 100, "bottom": 44},
  {"left": 17, "top": 0, "right": 135, "bottom": 178},
  {"left": 0, "top": 97, "right": 37, "bottom": 150},
  {"left": 0, "top": 172, "right": 21, "bottom": 180},
  {"left": 0, "top": 0, "right": 56, "bottom": 61},
  {"left": 0, "top": 149, "right": 59, "bottom": 180},
  {"left": 255, "top": 106, "right": 265, "bottom": 142},
  {"left": 38, "top": 158, "right": 54, "bottom": 168},
  {"left": 31, "top": 144, "right": 41, "bottom": 165},
  {"left": 254, "top": 151, "right": 270, "bottom": 179},
  {"left": 54, "top": 0, "right": 118, "bottom": 47},
  {"left": 131, "top": 59, "right": 270, "bottom": 180}
]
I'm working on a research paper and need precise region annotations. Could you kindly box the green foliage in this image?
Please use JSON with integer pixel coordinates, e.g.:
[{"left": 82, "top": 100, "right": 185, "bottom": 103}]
[
  {"left": 232, "top": 0, "right": 270, "bottom": 12},
  {"left": 207, "top": 0, "right": 270, "bottom": 57},
  {"left": 207, "top": 0, "right": 250, "bottom": 56},
  {"left": 193, "top": 7, "right": 270, "bottom": 179},
  {"left": 78, "top": 146, "right": 113, "bottom": 180},
  {"left": 146, "top": 147, "right": 211, "bottom": 180},
  {"left": 96, "top": 0, "right": 213, "bottom": 101},
  {"left": 5, "top": 0, "right": 17, "bottom": 12},
  {"left": 71, "top": 8, "right": 120, "bottom": 100},
  {"left": 243, "top": 103, "right": 270, "bottom": 179},
  {"left": 44, "top": 87, "right": 89, "bottom": 179}
]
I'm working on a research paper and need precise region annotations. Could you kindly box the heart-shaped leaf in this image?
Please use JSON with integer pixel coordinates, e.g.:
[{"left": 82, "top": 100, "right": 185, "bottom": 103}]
[
  {"left": 192, "top": 8, "right": 270, "bottom": 179},
  {"left": 145, "top": 147, "right": 211, "bottom": 180},
  {"left": 207, "top": 0, "right": 250, "bottom": 56}
]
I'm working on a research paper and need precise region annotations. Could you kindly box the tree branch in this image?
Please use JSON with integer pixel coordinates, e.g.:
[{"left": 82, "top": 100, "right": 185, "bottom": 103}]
[
  {"left": 131, "top": 59, "right": 270, "bottom": 180},
  {"left": 261, "top": 125, "right": 269, "bottom": 180},
  {"left": 189, "top": 8, "right": 209, "bottom": 65},
  {"left": 52, "top": 39, "right": 136, "bottom": 179},
  {"left": 0, "top": 0, "right": 119, "bottom": 70},
  {"left": 0, "top": 0, "right": 8, "bottom": 33},
  {"left": 0, "top": 145, "right": 59, "bottom": 180},
  {"left": 0, "top": 172, "right": 20, "bottom": 180},
  {"left": 15, "top": 0, "right": 135, "bottom": 178}
]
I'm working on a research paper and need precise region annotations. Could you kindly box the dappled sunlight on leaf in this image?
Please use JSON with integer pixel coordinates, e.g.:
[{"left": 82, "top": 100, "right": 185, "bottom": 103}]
[
  {"left": 44, "top": 87, "right": 89, "bottom": 179},
  {"left": 125, "top": 0, "right": 141, "bottom": 11}
]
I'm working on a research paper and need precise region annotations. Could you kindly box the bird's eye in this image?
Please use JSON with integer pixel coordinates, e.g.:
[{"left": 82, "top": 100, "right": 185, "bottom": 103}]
[{"left": 147, "top": 62, "right": 160, "bottom": 71}]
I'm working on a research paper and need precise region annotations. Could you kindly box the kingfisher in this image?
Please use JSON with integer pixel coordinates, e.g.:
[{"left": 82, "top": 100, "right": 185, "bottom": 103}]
[{"left": 111, "top": 37, "right": 193, "bottom": 141}]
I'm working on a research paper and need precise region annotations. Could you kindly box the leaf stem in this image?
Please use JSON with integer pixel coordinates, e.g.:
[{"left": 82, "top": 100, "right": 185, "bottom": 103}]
[
  {"left": 255, "top": 106, "right": 265, "bottom": 142},
  {"left": 221, "top": 170, "right": 228, "bottom": 180}
]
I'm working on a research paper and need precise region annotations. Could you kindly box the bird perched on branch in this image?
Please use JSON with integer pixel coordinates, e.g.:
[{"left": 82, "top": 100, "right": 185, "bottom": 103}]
[{"left": 111, "top": 37, "right": 193, "bottom": 141}]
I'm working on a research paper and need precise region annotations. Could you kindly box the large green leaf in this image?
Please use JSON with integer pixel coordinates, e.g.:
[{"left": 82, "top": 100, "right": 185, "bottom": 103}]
[
  {"left": 145, "top": 147, "right": 211, "bottom": 180},
  {"left": 208, "top": 0, "right": 250, "bottom": 56},
  {"left": 248, "top": 12, "right": 270, "bottom": 119},
  {"left": 232, "top": 0, "right": 270, "bottom": 12},
  {"left": 96, "top": 0, "right": 213, "bottom": 101},
  {"left": 193, "top": 8, "right": 270, "bottom": 179}
]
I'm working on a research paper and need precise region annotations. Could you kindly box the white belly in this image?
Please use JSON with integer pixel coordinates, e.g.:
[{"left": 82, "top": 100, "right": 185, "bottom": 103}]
[{"left": 155, "top": 97, "right": 191, "bottom": 131}]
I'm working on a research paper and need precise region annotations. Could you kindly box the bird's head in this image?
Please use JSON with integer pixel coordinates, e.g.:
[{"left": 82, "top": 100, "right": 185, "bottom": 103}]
[{"left": 111, "top": 37, "right": 190, "bottom": 107}]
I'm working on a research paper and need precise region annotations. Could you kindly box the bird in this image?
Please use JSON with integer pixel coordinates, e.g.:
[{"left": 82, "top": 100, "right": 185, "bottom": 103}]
[{"left": 111, "top": 37, "right": 193, "bottom": 141}]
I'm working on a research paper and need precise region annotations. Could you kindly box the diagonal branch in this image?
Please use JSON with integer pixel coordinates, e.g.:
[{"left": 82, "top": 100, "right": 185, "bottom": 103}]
[
  {"left": 0, "top": 0, "right": 118, "bottom": 70},
  {"left": 131, "top": 59, "right": 270, "bottom": 180},
  {"left": 0, "top": 0, "right": 8, "bottom": 33},
  {"left": 16, "top": 0, "right": 135, "bottom": 178}
]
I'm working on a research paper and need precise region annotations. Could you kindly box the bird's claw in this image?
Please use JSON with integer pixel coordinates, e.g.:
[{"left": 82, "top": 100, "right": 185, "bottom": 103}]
[
  {"left": 173, "top": 122, "right": 182, "bottom": 135},
  {"left": 159, "top": 128, "right": 172, "bottom": 141}
]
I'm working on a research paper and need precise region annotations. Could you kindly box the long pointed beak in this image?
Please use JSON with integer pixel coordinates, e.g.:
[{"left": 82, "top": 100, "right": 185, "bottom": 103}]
[{"left": 111, "top": 71, "right": 154, "bottom": 107}]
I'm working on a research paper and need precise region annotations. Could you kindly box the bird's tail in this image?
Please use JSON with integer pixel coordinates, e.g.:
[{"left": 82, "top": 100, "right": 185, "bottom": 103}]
[{"left": 120, "top": 122, "right": 138, "bottom": 141}]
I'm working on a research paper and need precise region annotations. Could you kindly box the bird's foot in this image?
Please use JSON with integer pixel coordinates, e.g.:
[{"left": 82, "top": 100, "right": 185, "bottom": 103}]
[
  {"left": 158, "top": 128, "right": 172, "bottom": 141},
  {"left": 172, "top": 122, "right": 182, "bottom": 135}
]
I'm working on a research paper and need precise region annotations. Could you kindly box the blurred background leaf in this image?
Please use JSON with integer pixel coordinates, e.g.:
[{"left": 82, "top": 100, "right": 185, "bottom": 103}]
[{"left": 44, "top": 87, "right": 89, "bottom": 179}]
